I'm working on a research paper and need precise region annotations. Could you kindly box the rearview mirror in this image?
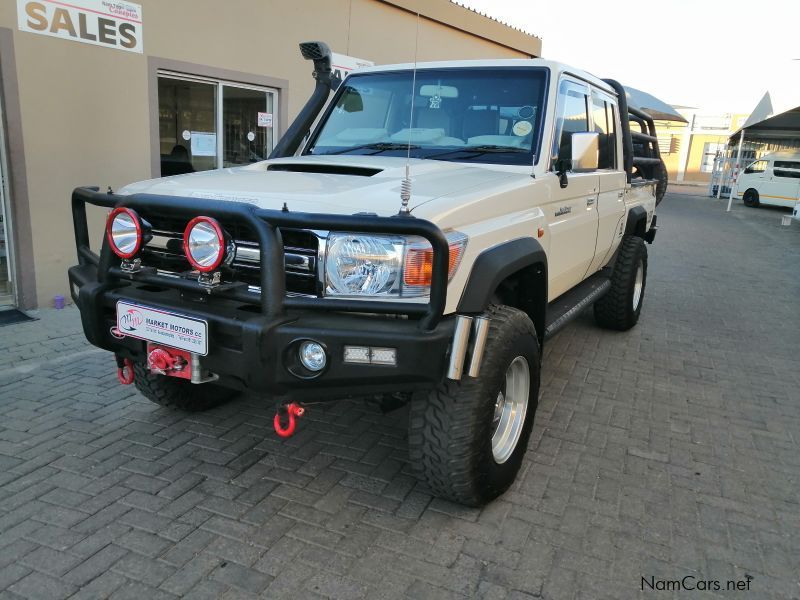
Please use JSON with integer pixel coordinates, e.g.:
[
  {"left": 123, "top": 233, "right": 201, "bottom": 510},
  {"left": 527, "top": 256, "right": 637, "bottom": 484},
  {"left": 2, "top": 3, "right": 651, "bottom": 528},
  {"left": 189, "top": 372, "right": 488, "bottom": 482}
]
[
  {"left": 419, "top": 84, "right": 459, "bottom": 98},
  {"left": 571, "top": 132, "right": 599, "bottom": 172}
]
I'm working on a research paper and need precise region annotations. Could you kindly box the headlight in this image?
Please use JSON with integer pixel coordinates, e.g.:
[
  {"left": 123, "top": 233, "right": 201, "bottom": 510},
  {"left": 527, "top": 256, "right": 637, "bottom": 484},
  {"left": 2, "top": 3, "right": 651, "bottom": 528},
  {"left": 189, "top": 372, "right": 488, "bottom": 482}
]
[
  {"left": 324, "top": 231, "right": 467, "bottom": 298},
  {"left": 325, "top": 234, "right": 403, "bottom": 297}
]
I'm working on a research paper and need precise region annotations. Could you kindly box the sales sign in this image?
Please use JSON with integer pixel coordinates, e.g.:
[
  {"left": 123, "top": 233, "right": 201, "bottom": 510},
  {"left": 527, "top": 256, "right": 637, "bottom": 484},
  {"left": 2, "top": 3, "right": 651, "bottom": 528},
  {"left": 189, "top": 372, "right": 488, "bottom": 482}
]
[{"left": 18, "top": 0, "right": 143, "bottom": 53}]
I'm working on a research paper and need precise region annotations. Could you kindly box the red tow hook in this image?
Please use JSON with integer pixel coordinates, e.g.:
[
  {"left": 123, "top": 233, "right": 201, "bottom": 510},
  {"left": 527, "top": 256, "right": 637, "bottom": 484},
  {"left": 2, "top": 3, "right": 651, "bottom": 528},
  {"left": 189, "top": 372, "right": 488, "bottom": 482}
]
[
  {"left": 273, "top": 403, "right": 305, "bottom": 438},
  {"left": 116, "top": 356, "right": 135, "bottom": 385}
]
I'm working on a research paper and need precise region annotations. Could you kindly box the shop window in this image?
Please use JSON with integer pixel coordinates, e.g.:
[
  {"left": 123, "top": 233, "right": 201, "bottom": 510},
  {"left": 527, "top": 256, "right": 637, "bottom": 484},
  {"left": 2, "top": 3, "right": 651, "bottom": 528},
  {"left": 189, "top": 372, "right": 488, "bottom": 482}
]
[
  {"left": 700, "top": 142, "right": 725, "bottom": 173},
  {"left": 158, "top": 73, "right": 277, "bottom": 175}
]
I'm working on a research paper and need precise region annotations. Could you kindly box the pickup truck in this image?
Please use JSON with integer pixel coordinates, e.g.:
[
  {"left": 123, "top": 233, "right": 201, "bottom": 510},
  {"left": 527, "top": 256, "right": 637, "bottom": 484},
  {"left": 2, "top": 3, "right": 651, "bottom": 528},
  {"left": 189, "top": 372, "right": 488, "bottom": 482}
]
[{"left": 69, "top": 42, "right": 664, "bottom": 506}]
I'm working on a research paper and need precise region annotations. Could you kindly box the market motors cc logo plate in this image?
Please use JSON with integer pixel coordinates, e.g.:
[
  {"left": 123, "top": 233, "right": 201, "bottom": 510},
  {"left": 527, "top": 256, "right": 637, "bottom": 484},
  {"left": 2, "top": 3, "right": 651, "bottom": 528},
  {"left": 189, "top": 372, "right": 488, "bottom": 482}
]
[{"left": 118, "top": 308, "right": 143, "bottom": 333}]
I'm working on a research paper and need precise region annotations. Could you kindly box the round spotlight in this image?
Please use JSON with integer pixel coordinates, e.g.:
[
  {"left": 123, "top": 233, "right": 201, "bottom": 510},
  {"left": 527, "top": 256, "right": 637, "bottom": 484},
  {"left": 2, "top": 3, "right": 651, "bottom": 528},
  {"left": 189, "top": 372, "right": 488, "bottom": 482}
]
[
  {"left": 106, "top": 207, "right": 144, "bottom": 258},
  {"left": 183, "top": 216, "right": 228, "bottom": 272},
  {"left": 298, "top": 341, "right": 326, "bottom": 372}
]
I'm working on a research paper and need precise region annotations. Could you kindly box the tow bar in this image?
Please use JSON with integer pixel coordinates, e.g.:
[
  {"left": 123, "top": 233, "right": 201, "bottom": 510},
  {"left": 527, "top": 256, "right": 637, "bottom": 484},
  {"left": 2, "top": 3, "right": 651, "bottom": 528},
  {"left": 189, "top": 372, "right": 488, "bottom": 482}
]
[
  {"left": 274, "top": 402, "right": 305, "bottom": 438},
  {"left": 116, "top": 356, "right": 134, "bottom": 385}
]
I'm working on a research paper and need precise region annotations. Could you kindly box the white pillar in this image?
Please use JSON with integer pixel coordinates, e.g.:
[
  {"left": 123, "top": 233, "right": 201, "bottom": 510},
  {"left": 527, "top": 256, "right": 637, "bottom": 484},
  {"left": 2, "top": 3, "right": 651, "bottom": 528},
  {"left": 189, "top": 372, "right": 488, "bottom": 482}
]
[
  {"left": 726, "top": 130, "right": 745, "bottom": 212},
  {"left": 676, "top": 114, "right": 694, "bottom": 182}
]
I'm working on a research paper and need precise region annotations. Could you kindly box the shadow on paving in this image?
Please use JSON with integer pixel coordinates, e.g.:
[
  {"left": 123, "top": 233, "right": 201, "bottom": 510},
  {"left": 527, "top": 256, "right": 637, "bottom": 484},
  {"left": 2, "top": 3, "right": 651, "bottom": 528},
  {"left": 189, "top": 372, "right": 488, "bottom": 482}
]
[{"left": 0, "top": 192, "right": 798, "bottom": 599}]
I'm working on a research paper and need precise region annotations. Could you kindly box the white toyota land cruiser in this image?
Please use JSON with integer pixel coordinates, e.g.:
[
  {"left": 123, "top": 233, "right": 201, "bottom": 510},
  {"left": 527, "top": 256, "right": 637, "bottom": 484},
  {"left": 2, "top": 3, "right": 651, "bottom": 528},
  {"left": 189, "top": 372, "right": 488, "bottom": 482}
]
[{"left": 69, "top": 42, "right": 664, "bottom": 506}]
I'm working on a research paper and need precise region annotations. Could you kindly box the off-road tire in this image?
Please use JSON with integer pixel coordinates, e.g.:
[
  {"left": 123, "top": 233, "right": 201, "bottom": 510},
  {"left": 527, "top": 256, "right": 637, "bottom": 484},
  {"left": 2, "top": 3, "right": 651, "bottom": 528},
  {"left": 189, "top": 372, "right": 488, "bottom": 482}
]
[
  {"left": 408, "top": 305, "right": 540, "bottom": 506},
  {"left": 133, "top": 362, "right": 239, "bottom": 411},
  {"left": 743, "top": 189, "right": 760, "bottom": 207},
  {"left": 594, "top": 235, "right": 648, "bottom": 331},
  {"left": 654, "top": 159, "right": 668, "bottom": 206}
]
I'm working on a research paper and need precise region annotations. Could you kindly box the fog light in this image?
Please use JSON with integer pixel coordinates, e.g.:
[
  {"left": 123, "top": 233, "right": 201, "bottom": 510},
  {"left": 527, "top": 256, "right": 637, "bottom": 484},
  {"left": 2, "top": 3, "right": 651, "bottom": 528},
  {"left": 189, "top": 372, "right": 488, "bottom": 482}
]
[
  {"left": 343, "top": 346, "right": 370, "bottom": 364},
  {"left": 370, "top": 347, "right": 397, "bottom": 366},
  {"left": 299, "top": 341, "right": 326, "bottom": 372}
]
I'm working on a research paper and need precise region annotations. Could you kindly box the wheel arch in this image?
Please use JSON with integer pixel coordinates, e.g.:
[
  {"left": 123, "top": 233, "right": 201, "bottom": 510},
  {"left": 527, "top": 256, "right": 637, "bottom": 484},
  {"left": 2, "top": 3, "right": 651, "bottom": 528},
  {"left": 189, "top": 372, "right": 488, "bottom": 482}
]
[
  {"left": 625, "top": 205, "right": 648, "bottom": 238},
  {"left": 457, "top": 237, "right": 547, "bottom": 348}
]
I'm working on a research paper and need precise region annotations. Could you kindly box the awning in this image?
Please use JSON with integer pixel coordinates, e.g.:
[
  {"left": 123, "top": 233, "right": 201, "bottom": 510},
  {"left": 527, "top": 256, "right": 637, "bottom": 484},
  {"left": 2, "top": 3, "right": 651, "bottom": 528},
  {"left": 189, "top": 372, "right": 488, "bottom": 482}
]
[{"left": 733, "top": 62, "right": 800, "bottom": 138}]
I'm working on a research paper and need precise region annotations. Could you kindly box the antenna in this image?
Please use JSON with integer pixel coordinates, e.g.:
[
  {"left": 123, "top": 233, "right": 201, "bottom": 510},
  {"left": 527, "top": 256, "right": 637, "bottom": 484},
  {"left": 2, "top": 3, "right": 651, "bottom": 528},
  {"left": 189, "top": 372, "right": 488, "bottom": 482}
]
[{"left": 399, "top": 9, "right": 421, "bottom": 216}]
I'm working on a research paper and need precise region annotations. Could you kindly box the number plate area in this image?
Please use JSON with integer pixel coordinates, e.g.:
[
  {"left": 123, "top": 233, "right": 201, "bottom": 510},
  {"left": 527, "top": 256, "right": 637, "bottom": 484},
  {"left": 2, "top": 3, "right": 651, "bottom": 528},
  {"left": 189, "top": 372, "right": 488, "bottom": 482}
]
[{"left": 116, "top": 301, "right": 209, "bottom": 356}]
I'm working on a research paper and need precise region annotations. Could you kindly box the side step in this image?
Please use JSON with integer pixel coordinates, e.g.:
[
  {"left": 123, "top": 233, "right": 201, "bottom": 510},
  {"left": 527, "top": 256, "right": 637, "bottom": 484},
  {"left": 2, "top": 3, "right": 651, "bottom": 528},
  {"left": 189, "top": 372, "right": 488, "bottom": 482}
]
[{"left": 544, "top": 272, "right": 611, "bottom": 340}]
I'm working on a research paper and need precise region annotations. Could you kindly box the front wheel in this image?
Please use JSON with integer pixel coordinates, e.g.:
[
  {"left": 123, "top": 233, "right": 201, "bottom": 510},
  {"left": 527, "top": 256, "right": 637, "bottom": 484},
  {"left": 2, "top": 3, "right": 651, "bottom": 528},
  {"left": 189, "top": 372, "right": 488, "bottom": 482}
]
[
  {"left": 594, "top": 235, "right": 648, "bottom": 331},
  {"left": 742, "top": 189, "right": 760, "bottom": 207},
  {"left": 408, "top": 305, "right": 540, "bottom": 506}
]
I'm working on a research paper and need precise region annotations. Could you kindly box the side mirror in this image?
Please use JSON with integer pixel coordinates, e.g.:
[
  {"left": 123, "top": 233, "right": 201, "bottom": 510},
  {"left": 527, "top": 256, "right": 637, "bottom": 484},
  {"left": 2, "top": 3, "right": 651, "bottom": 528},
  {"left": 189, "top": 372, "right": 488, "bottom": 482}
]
[{"left": 571, "top": 132, "right": 599, "bottom": 172}]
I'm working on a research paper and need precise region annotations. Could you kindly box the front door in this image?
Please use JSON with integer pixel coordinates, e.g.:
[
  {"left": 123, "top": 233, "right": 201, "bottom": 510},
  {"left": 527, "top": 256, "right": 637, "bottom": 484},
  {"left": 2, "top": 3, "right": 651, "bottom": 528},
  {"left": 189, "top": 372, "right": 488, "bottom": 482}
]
[{"left": 546, "top": 78, "right": 599, "bottom": 300}]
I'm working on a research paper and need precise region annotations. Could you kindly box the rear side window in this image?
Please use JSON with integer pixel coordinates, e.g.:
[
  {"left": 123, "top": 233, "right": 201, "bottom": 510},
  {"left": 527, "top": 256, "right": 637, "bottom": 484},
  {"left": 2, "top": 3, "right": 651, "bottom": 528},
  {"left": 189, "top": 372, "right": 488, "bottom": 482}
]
[
  {"left": 591, "top": 93, "right": 617, "bottom": 170},
  {"left": 552, "top": 80, "right": 589, "bottom": 169},
  {"left": 774, "top": 169, "right": 800, "bottom": 179},
  {"left": 744, "top": 160, "right": 767, "bottom": 174},
  {"left": 774, "top": 160, "right": 800, "bottom": 169}
]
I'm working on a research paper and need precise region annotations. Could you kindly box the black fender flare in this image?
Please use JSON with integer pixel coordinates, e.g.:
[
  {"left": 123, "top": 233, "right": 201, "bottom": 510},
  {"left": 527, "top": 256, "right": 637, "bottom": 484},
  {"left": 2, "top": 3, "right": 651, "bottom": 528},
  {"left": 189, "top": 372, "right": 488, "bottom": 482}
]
[
  {"left": 457, "top": 237, "right": 547, "bottom": 345},
  {"left": 625, "top": 205, "right": 648, "bottom": 237}
]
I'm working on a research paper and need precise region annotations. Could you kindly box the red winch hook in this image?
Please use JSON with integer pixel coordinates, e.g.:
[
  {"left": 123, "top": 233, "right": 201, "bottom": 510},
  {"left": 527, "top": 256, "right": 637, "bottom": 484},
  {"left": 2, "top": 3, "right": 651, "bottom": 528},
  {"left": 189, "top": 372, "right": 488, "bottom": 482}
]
[
  {"left": 116, "top": 357, "right": 135, "bottom": 385},
  {"left": 273, "top": 403, "right": 305, "bottom": 438}
]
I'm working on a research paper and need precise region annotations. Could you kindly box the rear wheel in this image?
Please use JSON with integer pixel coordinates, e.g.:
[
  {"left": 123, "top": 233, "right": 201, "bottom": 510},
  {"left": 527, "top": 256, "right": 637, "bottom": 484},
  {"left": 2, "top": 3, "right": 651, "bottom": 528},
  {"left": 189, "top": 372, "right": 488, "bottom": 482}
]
[
  {"left": 133, "top": 363, "right": 239, "bottom": 411},
  {"left": 408, "top": 305, "right": 540, "bottom": 506},
  {"left": 743, "top": 189, "right": 760, "bottom": 207},
  {"left": 654, "top": 159, "right": 668, "bottom": 206},
  {"left": 594, "top": 235, "right": 648, "bottom": 331}
]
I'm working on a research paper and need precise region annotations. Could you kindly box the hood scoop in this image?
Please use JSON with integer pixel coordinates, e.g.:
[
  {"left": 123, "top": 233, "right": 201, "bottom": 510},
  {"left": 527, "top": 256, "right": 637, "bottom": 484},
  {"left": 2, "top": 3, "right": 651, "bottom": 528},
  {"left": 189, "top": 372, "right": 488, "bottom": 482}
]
[{"left": 267, "top": 163, "right": 382, "bottom": 177}]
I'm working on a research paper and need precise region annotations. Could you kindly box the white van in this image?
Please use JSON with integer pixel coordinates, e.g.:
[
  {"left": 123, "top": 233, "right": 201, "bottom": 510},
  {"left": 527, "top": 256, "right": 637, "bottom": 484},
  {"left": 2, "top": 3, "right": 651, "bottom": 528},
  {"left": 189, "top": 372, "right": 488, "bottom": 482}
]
[{"left": 736, "top": 153, "right": 800, "bottom": 208}]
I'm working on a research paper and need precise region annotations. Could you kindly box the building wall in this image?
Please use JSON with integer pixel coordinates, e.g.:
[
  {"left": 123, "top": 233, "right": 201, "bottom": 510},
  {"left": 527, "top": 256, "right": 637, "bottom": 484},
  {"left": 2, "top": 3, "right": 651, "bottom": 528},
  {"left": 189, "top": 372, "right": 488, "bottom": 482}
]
[
  {"left": 0, "top": 0, "right": 540, "bottom": 308},
  {"left": 655, "top": 112, "right": 749, "bottom": 184}
]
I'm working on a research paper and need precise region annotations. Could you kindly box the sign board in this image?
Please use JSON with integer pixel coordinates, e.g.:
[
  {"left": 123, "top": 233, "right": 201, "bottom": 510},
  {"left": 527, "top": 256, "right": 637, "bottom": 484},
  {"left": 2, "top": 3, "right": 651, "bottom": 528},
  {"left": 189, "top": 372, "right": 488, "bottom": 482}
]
[
  {"left": 116, "top": 301, "right": 208, "bottom": 356},
  {"left": 331, "top": 52, "right": 374, "bottom": 82},
  {"left": 17, "top": 0, "right": 143, "bottom": 53},
  {"left": 257, "top": 112, "right": 273, "bottom": 128}
]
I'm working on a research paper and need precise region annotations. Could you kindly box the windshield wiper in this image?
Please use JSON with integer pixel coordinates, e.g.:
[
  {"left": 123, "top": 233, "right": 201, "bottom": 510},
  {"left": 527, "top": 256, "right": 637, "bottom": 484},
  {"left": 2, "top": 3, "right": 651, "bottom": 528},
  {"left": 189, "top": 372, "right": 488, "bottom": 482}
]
[
  {"left": 427, "top": 145, "right": 528, "bottom": 160},
  {"left": 317, "top": 142, "right": 421, "bottom": 156}
]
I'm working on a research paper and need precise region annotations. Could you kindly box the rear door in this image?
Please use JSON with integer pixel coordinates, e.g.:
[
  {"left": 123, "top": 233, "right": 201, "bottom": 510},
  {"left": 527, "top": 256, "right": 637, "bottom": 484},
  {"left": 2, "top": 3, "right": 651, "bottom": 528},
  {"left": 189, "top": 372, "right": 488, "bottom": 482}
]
[
  {"left": 545, "top": 78, "right": 600, "bottom": 300},
  {"left": 587, "top": 90, "right": 626, "bottom": 274}
]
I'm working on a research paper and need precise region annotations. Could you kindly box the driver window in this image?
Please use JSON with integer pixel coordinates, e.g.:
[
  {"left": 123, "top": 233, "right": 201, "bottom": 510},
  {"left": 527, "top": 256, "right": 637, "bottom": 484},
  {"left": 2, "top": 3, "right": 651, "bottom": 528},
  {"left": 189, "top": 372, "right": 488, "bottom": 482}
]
[
  {"left": 552, "top": 80, "right": 589, "bottom": 170},
  {"left": 744, "top": 160, "right": 767, "bottom": 174}
]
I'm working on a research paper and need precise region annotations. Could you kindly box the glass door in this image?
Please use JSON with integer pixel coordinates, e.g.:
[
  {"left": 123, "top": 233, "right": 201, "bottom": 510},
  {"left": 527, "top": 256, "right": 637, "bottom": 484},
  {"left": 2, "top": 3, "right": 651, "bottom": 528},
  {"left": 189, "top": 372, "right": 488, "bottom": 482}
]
[
  {"left": 223, "top": 85, "right": 275, "bottom": 167},
  {"left": 158, "top": 76, "right": 218, "bottom": 175},
  {"left": 157, "top": 72, "right": 278, "bottom": 175},
  {"left": 0, "top": 99, "right": 14, "bottom": 307}
]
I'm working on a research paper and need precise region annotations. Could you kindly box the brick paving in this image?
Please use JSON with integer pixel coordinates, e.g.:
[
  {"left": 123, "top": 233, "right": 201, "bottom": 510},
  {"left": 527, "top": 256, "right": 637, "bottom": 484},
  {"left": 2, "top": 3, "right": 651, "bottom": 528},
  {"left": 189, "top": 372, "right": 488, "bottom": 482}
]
[{"left": 0, "top": 192, "right": 799, "bottom": 599}]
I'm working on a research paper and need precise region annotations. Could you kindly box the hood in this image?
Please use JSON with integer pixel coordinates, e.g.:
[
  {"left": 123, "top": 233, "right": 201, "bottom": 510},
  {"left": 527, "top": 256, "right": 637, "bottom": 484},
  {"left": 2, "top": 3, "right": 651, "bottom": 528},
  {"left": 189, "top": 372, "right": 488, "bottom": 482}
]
[{"left": 119, "top": 156, "right": 519, "bottom": 217}]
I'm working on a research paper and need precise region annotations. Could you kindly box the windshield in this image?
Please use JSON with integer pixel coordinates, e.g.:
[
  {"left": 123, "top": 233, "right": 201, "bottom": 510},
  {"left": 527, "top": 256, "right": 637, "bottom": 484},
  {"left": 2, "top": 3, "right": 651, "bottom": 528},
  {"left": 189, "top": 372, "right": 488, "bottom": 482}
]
[{"left": 305, "top": 67, "right": 548, "bottom": 165}]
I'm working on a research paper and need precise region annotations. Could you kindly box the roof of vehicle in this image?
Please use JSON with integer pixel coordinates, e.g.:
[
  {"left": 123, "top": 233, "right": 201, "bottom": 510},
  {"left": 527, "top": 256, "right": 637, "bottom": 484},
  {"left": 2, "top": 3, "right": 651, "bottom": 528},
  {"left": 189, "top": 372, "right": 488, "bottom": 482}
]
[
  {"left": 352, "top": 58, "right": 616, "bottom": 96},
  {"left": 759, "top": 152, "right": 800, "bottom": 161}
]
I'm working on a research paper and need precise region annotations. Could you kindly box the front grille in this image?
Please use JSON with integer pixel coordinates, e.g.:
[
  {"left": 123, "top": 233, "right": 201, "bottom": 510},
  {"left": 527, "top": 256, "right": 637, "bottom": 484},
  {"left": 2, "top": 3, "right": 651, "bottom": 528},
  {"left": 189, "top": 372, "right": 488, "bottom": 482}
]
[{"left": 140, "top": 214, "right": 319, "bottom": 296}]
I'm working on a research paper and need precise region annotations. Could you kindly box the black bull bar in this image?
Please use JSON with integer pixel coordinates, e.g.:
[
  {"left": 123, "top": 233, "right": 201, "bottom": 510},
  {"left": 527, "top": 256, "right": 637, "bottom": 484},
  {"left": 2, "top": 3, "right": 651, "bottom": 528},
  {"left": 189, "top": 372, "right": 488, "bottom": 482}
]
[{"left": 71, "top": 186, "right": 450, "bottom": 330}]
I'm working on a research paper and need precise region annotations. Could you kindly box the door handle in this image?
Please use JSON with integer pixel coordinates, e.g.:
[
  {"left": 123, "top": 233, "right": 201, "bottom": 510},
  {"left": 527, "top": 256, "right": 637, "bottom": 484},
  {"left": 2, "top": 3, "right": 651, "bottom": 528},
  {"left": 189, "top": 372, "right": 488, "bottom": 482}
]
[
  {"left": 617, "top": 191, "right": 624, "bottom": 199},
  {"left": 586, "top": 197, "right": 596, "bottom": 207}
]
